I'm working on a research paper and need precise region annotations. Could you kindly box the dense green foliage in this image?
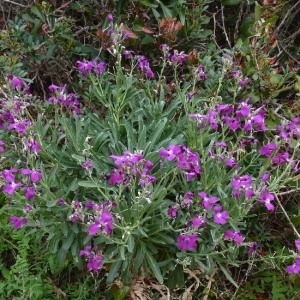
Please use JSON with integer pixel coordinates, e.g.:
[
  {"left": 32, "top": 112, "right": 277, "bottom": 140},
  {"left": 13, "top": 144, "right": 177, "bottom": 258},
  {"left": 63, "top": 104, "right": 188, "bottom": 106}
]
[{"left": 0, "top": 0, "right": 299, "bottom": 299}]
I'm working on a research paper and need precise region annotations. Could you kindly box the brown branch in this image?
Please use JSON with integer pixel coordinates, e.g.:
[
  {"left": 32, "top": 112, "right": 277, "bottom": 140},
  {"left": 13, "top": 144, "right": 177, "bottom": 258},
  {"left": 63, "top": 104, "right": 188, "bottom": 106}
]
[
  {"left": 275, "top": 193, "right": 300, "bottom": 239},
  {"left": 3, "top": 0, "right": 28, "bottom": 8}
]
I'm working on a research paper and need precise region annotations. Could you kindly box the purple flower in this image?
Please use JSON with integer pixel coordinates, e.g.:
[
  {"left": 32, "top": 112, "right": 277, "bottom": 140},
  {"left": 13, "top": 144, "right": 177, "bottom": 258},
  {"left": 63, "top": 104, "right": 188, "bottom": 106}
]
[
  {"left": 56, "top": 197, "right": 65, "bottom": 205},
  {"left": 259, "top": 143, "right": 278, "bottom": 157},
  {"left": 76, "top": 60, "right": 94, "bottom": 76},
  {"left": 191, "top": 214, "right": 206, "bottom": 228},
  {"left": 93, "top": 60, "right": 106, "bottom": 75},
  {"left": 196, "top": 65, "right": 207, "bottom": 80},
  {"left": 224, "top": 230, "right": 244, "bottom": 244},
  {"left": 136, "top": 55, "right": 155, "bottom": 78},
  {"left": 159, "top": 145, "right": 181, "bottom": 161},
  {"left": 258, "top": 189, "right": 275, "bottom": 212},
  {"left": 88, "top": 211, "right": 114, "bottom": 236},
  {"left": 0, "top": 140, "right": 4, "bottom": 152},
  {"left": 24, "top": 186, "right": 35, "bottom": 200},
  {"left": 8, "top": 75, "right": 24, "bottom": 89},
  {"left": 9, "top": 216, "right": 27, "bottom": 229},
  {"left": 123, "top": 50, "right": 135, "bottom": 59},
  {"left": 225, "top": 157, "right": 237, "bottom": 167},
  {"left": 80, "top": 246, "right": 103, "bottom": 272},
  {"left": 181, "top": 192, "right": 194, "bottom": 207},
  {"left": 244, "top": 188, "right": 254, "bottom": 198},
  {"left": 272, "top": 152, "right": 289, "bottom": 165},
  {"left": 170, "top": 50, "right": 188, "bottom": 65},
  {"left": 261, "top": 172, "right": 270, "bottom": 181},
  {"left": 82, "top": 160, "right": 93, "bottom": 169},
  {"left": 231, "top": 175, "right": 252, "bottom": 189},
  {"left": 168, "top": 205, "right": 178, "bottom": 218},
  {"left": 3, "top": 181, "right": 23, "bottom": 195},
  {"left": 286, "top": 258, "right": 300, "bottom": 274},
  {"left": 24, "top": 204, "right": 32, "bottom": 212},
  {"left": 247, "top": 242, "right": 258, "bottom": 254},
  {"left": 295, "top": 240, "right": 300, "bottom": 252},
  {"left": 48, "top": 84, "right": 64, "bottom": 93},
  {"left": 21, "top": 168, "right": 42, "bottom": 183},
  {"left": 107, "top": 14, "right": 113, "bottom": 23},
  {"left": 177, "top": 233, "right": 198, "bottom": 250},
  {"left": 213, "top": 208, "right": 229, "bottom": 225},
  {"left": 2, "top": 168, "right": 18, "bottom": 183},
  {"left": 198, "top": 192, "right": 218, "bottom": 210},
  {"left": 28, "top": 139, "right": 41, "bottom": 153},
  {"left": 108, "top": 168, "right": 124, "bottom": 185}
]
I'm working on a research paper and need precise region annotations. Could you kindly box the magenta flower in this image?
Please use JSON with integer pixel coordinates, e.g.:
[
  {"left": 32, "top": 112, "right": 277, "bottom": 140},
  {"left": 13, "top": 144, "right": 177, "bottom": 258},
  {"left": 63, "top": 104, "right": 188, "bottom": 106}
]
[
  {"left": 181, "top": 192, "right": 194, "bottom": 207},
  {"left": 107, "top": 13, "right": 113, "bottom": 23},
  {"left": 159, "top": 145, "right": 181, "bottom": 161},
  {"left": 170, "top": 50, "right": 188, "bottom": 65},
  {"left": 76, "top": 60, "right": 94, "bottom": 76},
  {"left": 2, "top": 168, "right": 18, "bottom": 183},
  {"left": 286, "top": 258, "right": 300, "bottom": 274},
  {"left": 56, "top": 197, "right": 65, "bottom": 205},
  {"left": 196, "top": 65, "right": 207, "bottom": 80},
  {"left": 8, "top": 75, "right": 24, "bottom": 89},
  {"left": 21, "top": 168, "right": 42, "bottom": 183},
  {"left": 24, "top": 204, "right": 32, "bottom": 212},
  {"left": 213, "top": 206, "right": 229, "bottom": 225},
  {"left": 48, "top": 84, "right": 64, "bottom": 93},
  {"left": 261, "top": 172, "right": 270, "bottom": 181},
  {"left": 272, "top": 152, "right": 289, "bottom": 165},
  {"left": 88, "top": 211, "right": 113, "bottom": 236},
  {"left": 24, "top": 186, "right": 35, "bottom": 200},
  {"left": 198, "top": 192, "right": 218, "bottom": 210},
  {"left": 3, "top": 181, "right": 23, "bottom": 195},
  {"left": 231, "top": 175, "right": 252, "bottom": 189},
  {"left": 28, "top": 139, "right": 41, "bottom": 153},
  {"left": 259, "top": 143, "right": 278, "bottom": 157},
  {"left": 0, "top": 140, "right": 4, "bottom": 152},
  {"left": 82, "top": 160, "right": 93, "bottom": 169},
  {"left": 191, "top": 214, "right": 206, "bottom": 228},
  {"left": 123, "top": 50, "right": 135, "bottom": 59},
  {"left": 177, "top": 233, "right": 198, "bottom": 250},
  {"left": 168, "top": 205, "right": 178, "bottom": 218},
  {"left": 9, "top": 216, "right": 27, "bottom": 229},
  {"left": 258, "top": 189, "right": 275, "bottom": 212},
  {"left": 224, "top": 230, "right": 244, "bottom": 244},
  {"left": 80, "top": 246, "right": 103, "bottom": 272},
  {"left": 108, "top": 168, "right": 124, "bottom": 185},
  {"left": 295, "top": 240, "right": 300, "bottom": 252}
]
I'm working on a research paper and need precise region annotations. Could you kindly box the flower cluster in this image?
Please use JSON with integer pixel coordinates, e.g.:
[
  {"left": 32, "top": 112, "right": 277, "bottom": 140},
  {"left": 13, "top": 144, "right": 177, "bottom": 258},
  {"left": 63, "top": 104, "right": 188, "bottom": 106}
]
[
  {"left": 189, "top": 99, "right": 267, "bottom": 134},
  {"left": 48, "top": 84, "right": 81, "bottom": 114},
  {"left": 76, "top": 58, "right": 106, "bottom": 77},
  {"left": 108, "top": 151, "right": 156, "bottom": 187},
  {"left": 79, "top": 246, "right": 103, "bottom": 272},
  {"left": 159, "top": 144, "right": 201, "bottom": 181},
  {"left": 136, "top": 55, "right": 155, "bottom": 78},
  {"left": 68, "top": 200, "right": 115, "bottom": 236},
  {"left": 2, "top": 168, "right": 42, "bottom": 199},
  {"left": 286, "top": 240, "right": 300, "bottom": 274}
]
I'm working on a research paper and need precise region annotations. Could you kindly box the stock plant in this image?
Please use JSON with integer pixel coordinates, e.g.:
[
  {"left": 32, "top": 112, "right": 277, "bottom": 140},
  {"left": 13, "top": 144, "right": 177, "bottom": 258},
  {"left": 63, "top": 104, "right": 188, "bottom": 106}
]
[{"left": 0, "top": 4, "right": 300, "bottom": 300}]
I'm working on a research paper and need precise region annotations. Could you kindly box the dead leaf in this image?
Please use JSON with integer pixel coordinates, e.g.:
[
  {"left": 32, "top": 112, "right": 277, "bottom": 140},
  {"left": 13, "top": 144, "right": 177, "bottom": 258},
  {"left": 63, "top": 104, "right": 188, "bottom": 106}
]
[
  {"left": 136, "top": 25, "right": 154, "bottom": 34},
  {"left": 59, "top": 1, "right": 71, "bottom": 9},
  {"left": 159, "top": 18, "right": 182, "bottom": 33},
  {"left": 121, "top": 24, "right": 139, "bottom": 39}
]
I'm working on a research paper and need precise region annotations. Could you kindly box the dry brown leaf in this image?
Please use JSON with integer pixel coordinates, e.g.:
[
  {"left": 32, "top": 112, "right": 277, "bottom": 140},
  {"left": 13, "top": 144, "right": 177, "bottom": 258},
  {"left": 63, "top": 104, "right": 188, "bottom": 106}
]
[
  {"left": 159, "top": 18, "right": 182, "bottom": 33},
  {"left": 137, "top": 25, "right": 154, "bottom": 34},
  {"left": 121, "top": 24, "right": 139, "bottom": 39}
]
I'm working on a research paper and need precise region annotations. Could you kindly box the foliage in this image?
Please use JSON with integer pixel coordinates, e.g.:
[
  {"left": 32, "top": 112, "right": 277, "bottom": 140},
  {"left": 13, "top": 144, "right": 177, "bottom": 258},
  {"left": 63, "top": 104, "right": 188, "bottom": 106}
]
[{"left": 0, "top": 0, "right": 299, "bottom": 298}]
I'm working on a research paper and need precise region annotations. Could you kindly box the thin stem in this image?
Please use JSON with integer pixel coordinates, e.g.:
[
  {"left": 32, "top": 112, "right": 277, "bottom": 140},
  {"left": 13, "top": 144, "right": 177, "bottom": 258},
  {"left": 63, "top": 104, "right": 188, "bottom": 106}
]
[{"left": 275, "top": 194, "right": 300, "bottom": 239}]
